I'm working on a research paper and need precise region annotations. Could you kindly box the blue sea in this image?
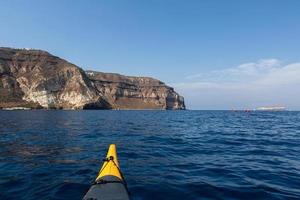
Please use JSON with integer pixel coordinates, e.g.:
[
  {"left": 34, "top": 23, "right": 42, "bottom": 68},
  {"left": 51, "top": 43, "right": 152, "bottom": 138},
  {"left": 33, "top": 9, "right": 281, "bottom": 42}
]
[{"left": 0, "top": 110, "right": 299, "bottom": 200}]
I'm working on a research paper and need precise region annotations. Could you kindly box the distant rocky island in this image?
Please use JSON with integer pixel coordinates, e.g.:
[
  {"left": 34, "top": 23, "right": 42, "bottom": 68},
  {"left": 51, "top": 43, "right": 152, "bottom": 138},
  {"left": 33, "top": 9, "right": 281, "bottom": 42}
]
[
  {"left": 256, "top": 106, "right": 286, "bottom": 111},
  {"left": 0, "top": 47, "right": 185, "bottom": 110}
]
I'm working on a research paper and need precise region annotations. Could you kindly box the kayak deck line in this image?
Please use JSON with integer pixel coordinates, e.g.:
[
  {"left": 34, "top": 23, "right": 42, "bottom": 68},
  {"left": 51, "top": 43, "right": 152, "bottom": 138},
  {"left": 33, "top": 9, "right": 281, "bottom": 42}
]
[
  {"left": 83, "top": 144, "right": 130, "bottom": 200},
  {"left": 94, "top": 156, "right": 126, "bottom": 186},
  {"left": 96, "top": 144, "right": 122, "bottom": 181}
]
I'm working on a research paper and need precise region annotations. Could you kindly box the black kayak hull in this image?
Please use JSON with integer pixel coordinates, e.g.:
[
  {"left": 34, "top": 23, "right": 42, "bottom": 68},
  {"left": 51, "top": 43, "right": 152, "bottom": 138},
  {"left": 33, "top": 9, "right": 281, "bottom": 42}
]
[{"left": 83, "top": 175, "right": 130, "bottom": 200}]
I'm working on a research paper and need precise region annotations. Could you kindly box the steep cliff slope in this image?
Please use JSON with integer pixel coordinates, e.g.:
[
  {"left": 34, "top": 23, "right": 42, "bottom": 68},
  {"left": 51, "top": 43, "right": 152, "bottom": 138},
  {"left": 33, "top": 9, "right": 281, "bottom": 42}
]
[
  {"left": 87, "top": 71, "right": 185, "bottom": 109},
  {"left": 0, "top": 47, "right": 185, "bottom": 110},
  {"left": 0, "top": 48, "right": 108, "bottom": 109}
]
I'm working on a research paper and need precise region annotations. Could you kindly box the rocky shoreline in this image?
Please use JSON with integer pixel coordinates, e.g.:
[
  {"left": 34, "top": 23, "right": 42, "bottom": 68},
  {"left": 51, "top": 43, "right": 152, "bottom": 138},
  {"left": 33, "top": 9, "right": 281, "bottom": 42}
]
[{"left": 0, "top": 47, "right": 185, "bottom": 110}]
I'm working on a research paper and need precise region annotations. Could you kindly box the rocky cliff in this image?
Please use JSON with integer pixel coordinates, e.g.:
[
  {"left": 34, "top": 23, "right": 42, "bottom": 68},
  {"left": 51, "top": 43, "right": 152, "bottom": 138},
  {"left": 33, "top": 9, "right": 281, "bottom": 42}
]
[
  {"left": 0, "top": 47, "right": 185, "bottom": 110},
  {"left": 87, "top": 71, "right": 185, "bottom": 110}
]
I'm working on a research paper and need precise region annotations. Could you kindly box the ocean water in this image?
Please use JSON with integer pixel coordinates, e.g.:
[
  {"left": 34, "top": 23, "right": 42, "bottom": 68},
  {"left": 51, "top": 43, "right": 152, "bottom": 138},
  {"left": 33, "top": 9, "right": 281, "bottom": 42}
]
[{"left": 0, "top": 110, "right": 299, "bottom": 200}]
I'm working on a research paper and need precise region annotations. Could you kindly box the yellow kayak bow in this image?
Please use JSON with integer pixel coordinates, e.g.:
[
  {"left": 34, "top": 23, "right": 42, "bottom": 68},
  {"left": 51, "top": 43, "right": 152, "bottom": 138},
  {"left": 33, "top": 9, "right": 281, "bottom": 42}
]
[
  {"left": 96, "top": 144, "right": 123, "bottom": 181},
  {"left": 83, "top": 144, "right": 130, "bottom": 200}
]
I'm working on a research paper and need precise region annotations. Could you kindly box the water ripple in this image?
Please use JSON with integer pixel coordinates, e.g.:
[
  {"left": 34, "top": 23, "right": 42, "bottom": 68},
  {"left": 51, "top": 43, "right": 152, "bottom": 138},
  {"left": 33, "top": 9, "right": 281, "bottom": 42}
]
[{"left": 0, "top": 110, "right": 300, "bottom": 199}]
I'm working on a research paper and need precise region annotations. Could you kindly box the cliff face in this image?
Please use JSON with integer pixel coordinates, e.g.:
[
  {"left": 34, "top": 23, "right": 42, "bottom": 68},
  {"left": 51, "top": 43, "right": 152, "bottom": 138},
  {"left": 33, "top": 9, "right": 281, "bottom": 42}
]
[
  {"left": 0, "top": 48, "right": 108, "bottom": 109},
  {"left": 87, "top": 71, "right": 185, "bottom": 110},
  {"left": 0, "top": 47, "right": 185, "bottom": 110}
]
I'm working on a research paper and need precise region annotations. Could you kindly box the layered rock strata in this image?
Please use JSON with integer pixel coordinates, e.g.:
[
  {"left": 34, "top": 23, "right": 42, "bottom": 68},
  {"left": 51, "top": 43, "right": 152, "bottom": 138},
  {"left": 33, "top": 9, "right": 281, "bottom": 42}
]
[{"left": 0, "top": 47, "right": 185, "bottom": 110}]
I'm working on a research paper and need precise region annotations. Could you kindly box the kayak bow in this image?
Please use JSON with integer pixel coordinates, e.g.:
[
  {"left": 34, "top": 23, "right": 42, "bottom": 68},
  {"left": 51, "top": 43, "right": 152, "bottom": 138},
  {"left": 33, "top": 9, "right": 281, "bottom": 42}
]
[{"left": 83, "top": 144, "right": 130, "bottom": 200}]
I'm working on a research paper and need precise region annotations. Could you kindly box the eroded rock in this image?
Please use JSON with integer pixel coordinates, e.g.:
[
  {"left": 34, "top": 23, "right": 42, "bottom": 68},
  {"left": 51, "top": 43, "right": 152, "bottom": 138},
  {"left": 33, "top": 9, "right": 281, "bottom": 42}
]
[{"left": 0, "top": 47, "right": 185, "bottom": 110}]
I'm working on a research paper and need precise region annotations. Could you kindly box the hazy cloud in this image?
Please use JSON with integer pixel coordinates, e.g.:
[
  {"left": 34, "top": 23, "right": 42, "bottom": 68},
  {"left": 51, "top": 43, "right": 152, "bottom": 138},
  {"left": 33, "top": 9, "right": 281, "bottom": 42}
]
[{"left": 173, "top": 59, "right": 300, "bottom": 110}]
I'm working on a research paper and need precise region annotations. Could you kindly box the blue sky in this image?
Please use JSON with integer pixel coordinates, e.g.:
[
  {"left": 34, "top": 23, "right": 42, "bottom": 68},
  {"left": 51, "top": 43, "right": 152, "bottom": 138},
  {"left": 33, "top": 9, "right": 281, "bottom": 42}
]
[{"left": 1, "top": 0, "right": 300, "bottom": 109}]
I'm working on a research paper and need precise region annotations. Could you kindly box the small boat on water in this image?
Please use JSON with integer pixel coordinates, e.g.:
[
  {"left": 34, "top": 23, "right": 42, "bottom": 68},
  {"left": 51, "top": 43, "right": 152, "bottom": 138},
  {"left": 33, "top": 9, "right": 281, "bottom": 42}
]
[{"left": 83, "top": 144, "right": 130, "bottom": 200}]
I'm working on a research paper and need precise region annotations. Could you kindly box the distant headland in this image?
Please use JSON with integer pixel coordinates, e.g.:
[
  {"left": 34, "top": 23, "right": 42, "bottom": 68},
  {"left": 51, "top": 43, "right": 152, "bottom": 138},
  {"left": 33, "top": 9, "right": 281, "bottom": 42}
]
[
  {"left": 0, "top": 47, "right": 185, "bottom": 110},
  {"left": 256, "top": 106, "right": 286, "bottom": 111}
]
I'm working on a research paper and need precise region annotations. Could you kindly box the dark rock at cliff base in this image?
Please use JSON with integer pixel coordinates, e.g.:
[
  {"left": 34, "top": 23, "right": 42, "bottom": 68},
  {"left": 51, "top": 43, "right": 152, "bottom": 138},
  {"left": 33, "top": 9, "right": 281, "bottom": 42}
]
[{"left": 0, "top": 47, "right": 185, "bottom": 110}]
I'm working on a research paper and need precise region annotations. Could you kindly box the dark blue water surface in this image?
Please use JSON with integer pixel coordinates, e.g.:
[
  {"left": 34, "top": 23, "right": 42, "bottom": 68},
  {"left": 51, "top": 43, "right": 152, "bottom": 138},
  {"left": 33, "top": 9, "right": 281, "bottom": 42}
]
[{"left": 0, "top": 111, "right": 300, "bottom": 200}]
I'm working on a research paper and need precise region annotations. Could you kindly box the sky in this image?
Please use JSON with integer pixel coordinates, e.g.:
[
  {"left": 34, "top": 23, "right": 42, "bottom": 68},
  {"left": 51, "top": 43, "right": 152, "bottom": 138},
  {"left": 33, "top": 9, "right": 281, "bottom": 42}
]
[{"left": 0, "top": 0, "right": 300, "bottom": 110}]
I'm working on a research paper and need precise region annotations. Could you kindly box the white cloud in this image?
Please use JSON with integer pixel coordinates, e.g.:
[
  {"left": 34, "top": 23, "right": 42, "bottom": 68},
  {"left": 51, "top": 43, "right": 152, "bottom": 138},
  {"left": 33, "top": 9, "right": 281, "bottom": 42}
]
[
  {"left": 186, "top": 59, "right": 281, "bottom": 82},
  {"left": 173, "top": 59, "right": 300, "bottom": 110}
]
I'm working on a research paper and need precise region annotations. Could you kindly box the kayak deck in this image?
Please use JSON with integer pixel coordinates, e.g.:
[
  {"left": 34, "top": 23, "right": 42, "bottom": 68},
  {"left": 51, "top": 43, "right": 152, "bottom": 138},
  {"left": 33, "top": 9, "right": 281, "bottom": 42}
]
[
  {"left": 83, "top": 144, "right": 130, "bottom": 200},
  {"left": 96, "top": 144, "right": 123, "bottom": 181}
]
